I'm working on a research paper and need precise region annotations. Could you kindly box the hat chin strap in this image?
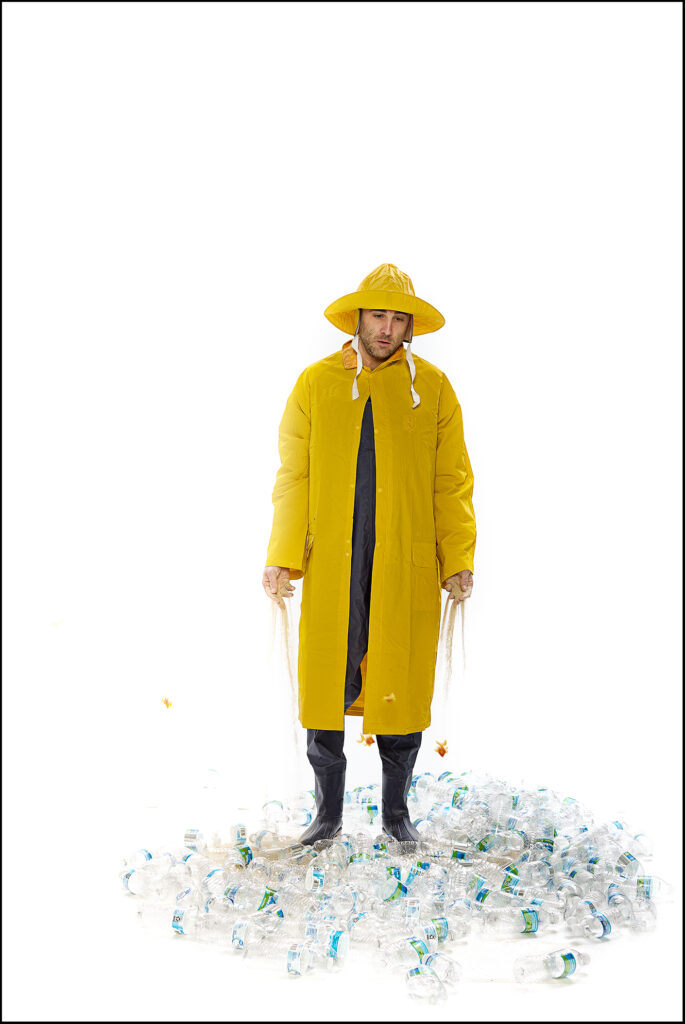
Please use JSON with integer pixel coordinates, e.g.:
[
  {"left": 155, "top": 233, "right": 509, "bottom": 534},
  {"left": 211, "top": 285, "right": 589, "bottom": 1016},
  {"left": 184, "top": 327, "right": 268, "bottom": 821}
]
[
  {"left": 351, "top": 313, "right": 364, "bottom": 400},
  {"left": 405, "top": 316, "right": 420, "bottom": 409},
  {"left": 351, "top": 312, "right": 420, "bottom": 408}
]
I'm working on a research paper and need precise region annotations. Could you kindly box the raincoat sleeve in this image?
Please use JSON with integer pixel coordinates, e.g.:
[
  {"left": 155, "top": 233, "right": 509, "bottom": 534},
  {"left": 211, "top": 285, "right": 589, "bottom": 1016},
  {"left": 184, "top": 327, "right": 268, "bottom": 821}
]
[
  {"left": 434, "top": 373, "right": 476, "bottom": 583},
  {"left": 265, "top": 368, "right": 311, "bottom": 581}
]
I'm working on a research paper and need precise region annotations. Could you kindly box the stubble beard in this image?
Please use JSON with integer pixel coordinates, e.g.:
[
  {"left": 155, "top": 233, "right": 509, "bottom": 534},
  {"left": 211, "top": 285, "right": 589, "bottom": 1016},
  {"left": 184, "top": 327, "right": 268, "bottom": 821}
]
[{"left": 359, "top": 331, "right": 402, "bottom": 363}]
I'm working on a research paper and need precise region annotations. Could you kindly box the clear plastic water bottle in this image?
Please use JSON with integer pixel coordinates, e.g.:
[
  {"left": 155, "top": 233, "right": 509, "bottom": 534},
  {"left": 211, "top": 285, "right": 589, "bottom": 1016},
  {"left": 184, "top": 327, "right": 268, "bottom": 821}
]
[
  {"left": 446, "top": 895, "right": 472, "bottom": 918},
  {"left": 629, "top": 897, "right": 658, "bottom": 932},
  {"left": 231, "top": 908, "right": 286, "bottom": 951},
  {"left": 405, "top": 897, "right": 421, "bottom": 926},
  {"left": 250, "top": 828, "right": 279, "bottom": 852},
  {"left": 325, "top": 886, "right": 357, "bottom": 916},
  {"left": 262, "top": 800, "right": 286, "bottom": 828},
  {"left": 171, "top": 905, "right": 203, "bottom": 937},
  {"left": 197, "top": 911, "right": 235, "bottom": 946},
  {"left": 120, "top": 848, "right": 153, "bottom": 873},
  {"left": 566, "top": 900, "right": 613, "bottom": 939},
  {"left": 137, "top": 903, "right": 178, "bottom": 933},
  {"left": 405, "top": 963, "right": 447, "bottom": 1002},
  {"left": 222, "top": 844, "right": 254, "bottom": 870},
  {"left": 472, "top": 886, "right": 523, "bottom": 909},
  {"left": 163, "top": 860, "right": 192, "bottom": 892},
  {"left": 121, "top": 863, "right": 165, "bottom": 897},
  {"left": 529, "top": 892, "right": 565, "bottom": 925},
  {"left": 319, "top": 837, "right": 349, "bottom": 864},
  {"left": 615, "top": 850, "right": 643, "bottom": 879},
  {"left": 184, "top": 852, "right": 215, "bottom": 879},
  {"left": 286, "top": 800, "right": 314, "bottom": 828},
  {"left": 271, "top": 885, "right": 316, "bottom": 917},
  {"left": 441, "top": 914, "right": 472, "bottom": 941},
  {"left": 380, "top": 935, "right": 430, "bottom": 969},
  {"left": 246, "top": 856, "right": 272, "bottom": 883},
  {"left": 513, "top": 947, "right": 590, "bottom": 982},
  {"left": 286, "top": 943, "right": 314, "bottom": 975},
  {"left": 423, "top": 951, "right": 463, "bottom": 984},
  {"left": 306, "top": 927, "right": 350, "bottom": 968},
  {"left": 276, "top": 842, "right": 307, "bottom": 862},
  {"left": 347, "top": 911, "right": 383, "bottom": 946},
  {"left": 473, "top": 832, "right": 508, "bottom": 858},
  {"left": 374, "top": 869, "right": 408, "bottom": 903},
  {"left": 416, "top": 919, "right": 439, "bottom": 953},
  {"left": 305, "top": 862, "right": 342, "bottom": 893},
  {"left": 203, "top": 892, "right": 234, "bottom": 918},
  {"left": 183, "top": 829, "right": 207, "bottom": 854},
  {"left": 223, "top": 882, "right": 267, "bottom": 913},
  {"left": 200, "top": 867, "right": 229, "bottom": 898},
  {"left": 175, "top": 885, "right": 201, "bottom": 909},
  {"left": 630, "top": 832, "right": 653, "bottom": 859},
  {"left": 623, "top": 876, "right": 673, "bottom": 902},
  {"left": 479, "top": 906, "right": 540, "bottom": 936}
]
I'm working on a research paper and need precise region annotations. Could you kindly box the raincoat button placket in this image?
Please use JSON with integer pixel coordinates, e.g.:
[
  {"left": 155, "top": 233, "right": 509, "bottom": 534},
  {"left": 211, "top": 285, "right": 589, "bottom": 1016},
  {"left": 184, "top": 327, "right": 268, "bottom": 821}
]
[{"left": 344, "top": 396, "right": 376, "bottom": 708}]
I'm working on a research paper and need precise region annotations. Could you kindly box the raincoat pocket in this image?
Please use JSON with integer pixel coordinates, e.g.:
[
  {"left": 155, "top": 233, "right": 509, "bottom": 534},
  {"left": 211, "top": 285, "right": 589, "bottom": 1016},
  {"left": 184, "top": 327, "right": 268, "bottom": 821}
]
[
  {"left": 411, "top": 541, "right": 437, "bottom": 567},
  {"left": 411, "top": 541, "right": 440, "bottom": 611}
]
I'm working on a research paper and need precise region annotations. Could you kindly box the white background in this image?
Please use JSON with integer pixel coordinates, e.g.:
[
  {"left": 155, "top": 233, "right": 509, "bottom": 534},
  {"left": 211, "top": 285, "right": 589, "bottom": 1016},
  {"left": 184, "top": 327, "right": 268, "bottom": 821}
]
[{"left": 3, "top": 1, "right": 682, "bottom": 1020}]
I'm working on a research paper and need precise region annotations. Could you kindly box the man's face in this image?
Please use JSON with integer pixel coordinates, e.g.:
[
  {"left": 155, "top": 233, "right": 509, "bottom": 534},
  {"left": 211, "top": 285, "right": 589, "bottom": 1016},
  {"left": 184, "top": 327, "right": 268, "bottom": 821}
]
[{"left": 358, "top": 308, "right": 412, "bottom": 368}]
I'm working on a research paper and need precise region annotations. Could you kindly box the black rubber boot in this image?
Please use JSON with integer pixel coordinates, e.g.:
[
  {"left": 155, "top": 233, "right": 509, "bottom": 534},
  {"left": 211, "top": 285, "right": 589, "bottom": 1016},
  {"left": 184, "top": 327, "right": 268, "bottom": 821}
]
[
  {"left": 299, "top": 769, "right": 345, "bottom": 846},
  {"left": 381, "top": 770, "right": 420, "bottom": 842}
]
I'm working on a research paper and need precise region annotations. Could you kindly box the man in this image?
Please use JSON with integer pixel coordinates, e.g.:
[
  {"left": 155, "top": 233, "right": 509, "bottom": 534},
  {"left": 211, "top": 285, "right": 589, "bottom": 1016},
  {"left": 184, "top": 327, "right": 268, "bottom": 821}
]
[{"left": 262, "top": 263, "right": 476, "bottom": 844}]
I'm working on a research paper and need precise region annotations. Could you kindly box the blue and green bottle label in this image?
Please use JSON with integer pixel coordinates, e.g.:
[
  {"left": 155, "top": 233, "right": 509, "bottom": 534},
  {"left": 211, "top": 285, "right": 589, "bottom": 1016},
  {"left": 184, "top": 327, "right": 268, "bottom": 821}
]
[
  {"left": 636, "top": 876, "right": 652, "bottom": 898},
  {"left": 451, "top": 848, "right": 469, "bottom": 861},
  {"left": 224, "top": 884, "right": 240, "bottom": 904},
  {"left": 519, "top": 908, "right": 539, "bottom": 933},
  {"left": 234, "top": 844, "right": 253, "bottom": 866},
  {"left": 385, "top": 879, "right": 408, "bottom": 902},
  {"left": 407, "top": 936, "right": 430, "bottom": 960},
  {"left": 258, "top": 886, "right": 278, "bottom": 910},
  {"left": 559, "top": 952, "right": 577, "bottom": 977},
  {"left": 476, "top": 833, "right": 499, "bottom": 852}
]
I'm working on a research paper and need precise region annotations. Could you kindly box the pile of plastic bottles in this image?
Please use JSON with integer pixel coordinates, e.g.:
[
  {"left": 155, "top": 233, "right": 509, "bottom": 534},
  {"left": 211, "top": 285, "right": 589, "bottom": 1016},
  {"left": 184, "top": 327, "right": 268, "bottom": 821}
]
[{"left": 120, "top": 769, "right": 672, "bottom": 1001}]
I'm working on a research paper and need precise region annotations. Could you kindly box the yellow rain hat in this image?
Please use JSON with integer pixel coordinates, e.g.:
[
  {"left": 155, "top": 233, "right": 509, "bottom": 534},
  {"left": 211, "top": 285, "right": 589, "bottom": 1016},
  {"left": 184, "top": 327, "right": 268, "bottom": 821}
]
[
  {"left": 324, "top": 263, "right": 445, "bottom": 409},
  {"left": 324, "top": 263, "right": 445, "bottom": 337}
]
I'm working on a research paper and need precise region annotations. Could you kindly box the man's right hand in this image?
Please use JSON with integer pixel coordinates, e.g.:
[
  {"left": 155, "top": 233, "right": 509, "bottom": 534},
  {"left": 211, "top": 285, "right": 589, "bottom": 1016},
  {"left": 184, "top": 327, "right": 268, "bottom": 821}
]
[{"left": 262, "top": 566, "right": 296, "bottom": 610}]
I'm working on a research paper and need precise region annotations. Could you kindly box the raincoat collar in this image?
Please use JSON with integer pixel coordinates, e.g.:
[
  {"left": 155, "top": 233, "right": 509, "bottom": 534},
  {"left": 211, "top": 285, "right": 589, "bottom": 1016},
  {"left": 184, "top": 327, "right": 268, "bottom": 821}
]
[
  {"left": 341, "top": 337, "right": 420, "bottom": 408},
  {"left": 341, "top": 338, "right": 406, "bottom": 371}
]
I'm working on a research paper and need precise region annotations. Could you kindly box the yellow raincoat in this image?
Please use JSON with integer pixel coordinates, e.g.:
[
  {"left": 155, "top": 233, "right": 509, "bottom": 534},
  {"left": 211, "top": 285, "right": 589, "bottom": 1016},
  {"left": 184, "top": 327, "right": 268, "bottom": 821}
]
[{"left": 266, "top": 337, "right": 476, "bottom": 735}]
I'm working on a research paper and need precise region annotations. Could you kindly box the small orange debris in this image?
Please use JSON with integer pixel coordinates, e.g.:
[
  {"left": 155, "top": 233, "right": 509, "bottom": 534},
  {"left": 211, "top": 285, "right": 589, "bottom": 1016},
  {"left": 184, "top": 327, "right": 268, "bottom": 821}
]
[
  {"left": 434, "top": 739, "right": 448, "bottom": 758},
  {"left": 357, "top": 732, "right": 375, "bottom": 746},
  {"left": 383, "top": 692, "right": 396, "bottom": 703},
  {"left": 162, "top": 697, "right": 172, "bottom": 709}
]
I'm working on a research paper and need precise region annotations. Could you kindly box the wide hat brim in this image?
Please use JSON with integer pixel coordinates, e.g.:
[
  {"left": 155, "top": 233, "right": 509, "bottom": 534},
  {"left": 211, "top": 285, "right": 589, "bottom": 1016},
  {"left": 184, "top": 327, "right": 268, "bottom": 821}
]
[{"left": 324, "top": 289, "right": 445, "bottom": 336}]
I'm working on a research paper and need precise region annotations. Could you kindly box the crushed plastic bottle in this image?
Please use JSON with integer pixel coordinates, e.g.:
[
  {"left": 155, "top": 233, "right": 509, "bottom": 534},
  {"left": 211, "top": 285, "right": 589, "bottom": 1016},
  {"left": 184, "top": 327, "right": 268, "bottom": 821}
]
[
  {"left": 406, "top": 963, "right": 447, "bottom": 1002},
  {"left": 513, "top": 947, "right": 590, "bottom": 982}
]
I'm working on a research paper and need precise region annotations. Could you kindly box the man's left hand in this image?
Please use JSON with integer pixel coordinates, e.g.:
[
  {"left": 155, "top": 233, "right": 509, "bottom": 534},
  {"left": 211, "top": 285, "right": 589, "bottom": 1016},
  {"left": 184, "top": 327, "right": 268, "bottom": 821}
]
[{"left": 442, "top": 570, "right": 473, "bottom": 602}]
